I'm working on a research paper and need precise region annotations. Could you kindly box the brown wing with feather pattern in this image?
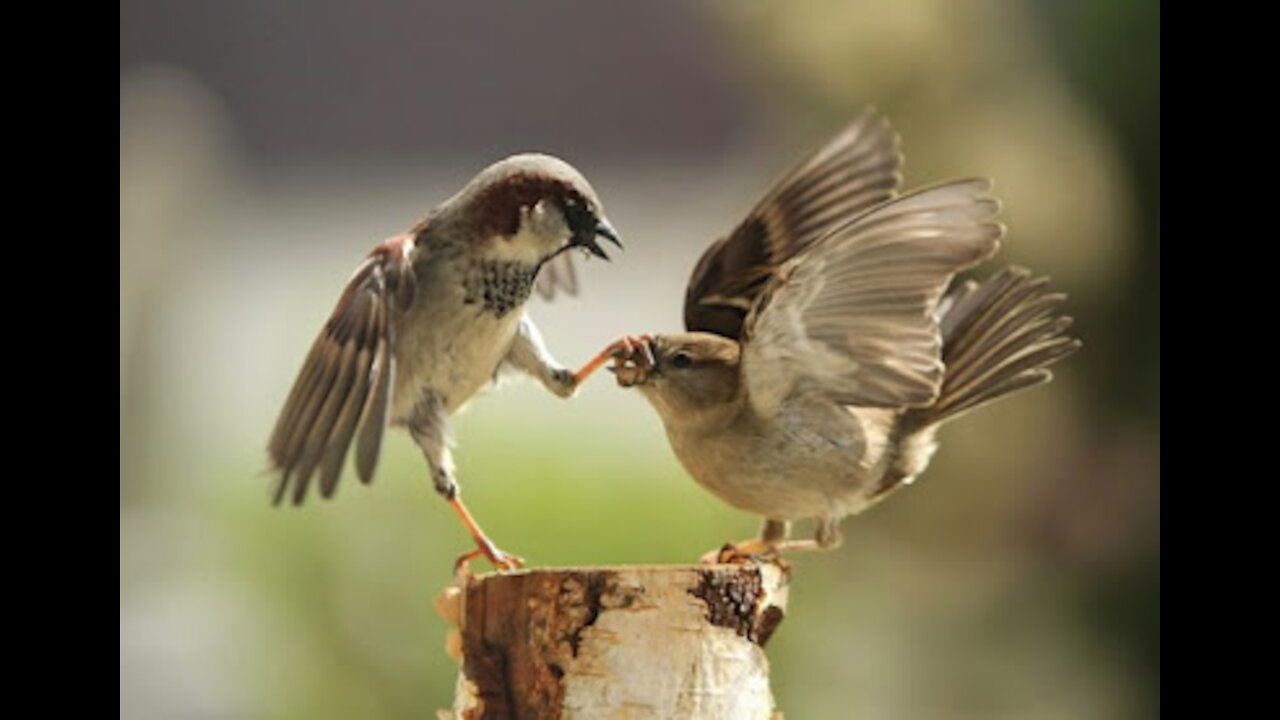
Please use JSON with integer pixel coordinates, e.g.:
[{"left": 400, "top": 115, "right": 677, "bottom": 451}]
[
  {"left": 739, "top": 178, "right": 1004, "bottom": 416},
  {"left": 267, "top": 236, "right": 417, "bottom": 506},
  {"left": 683, "top": 109, "right": 904, "bottom": 339}
]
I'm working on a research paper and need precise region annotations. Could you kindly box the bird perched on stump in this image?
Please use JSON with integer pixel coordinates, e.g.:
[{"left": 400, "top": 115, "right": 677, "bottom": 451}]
[
  {"left": 267, "top": 154, "right": 621, "bottom": 571},
  {"left": 593, "top": 110, "right": 1081, "bottom": 561}
]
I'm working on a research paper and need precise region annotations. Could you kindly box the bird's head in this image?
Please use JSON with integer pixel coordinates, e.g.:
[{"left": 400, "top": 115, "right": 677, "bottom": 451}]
[
  {"left": 610, "top": 332, "right": 743, "bottom": 431},
  {"left": 452, "top": 153, "right": 621, "bottom": 266}
]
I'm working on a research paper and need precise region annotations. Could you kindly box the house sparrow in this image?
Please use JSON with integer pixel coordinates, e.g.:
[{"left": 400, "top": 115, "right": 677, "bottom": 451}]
[
  {"left": 267, "top": 154, "right": 621, "bottom": 571},
  {"left": 595, "top": 111, "right": 1081, "bottom": 561}
]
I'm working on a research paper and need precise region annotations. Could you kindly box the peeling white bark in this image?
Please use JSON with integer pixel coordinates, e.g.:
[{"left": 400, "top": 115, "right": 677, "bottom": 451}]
[{"left": 435, "top": 563, "right": 790, "bottom": 720}]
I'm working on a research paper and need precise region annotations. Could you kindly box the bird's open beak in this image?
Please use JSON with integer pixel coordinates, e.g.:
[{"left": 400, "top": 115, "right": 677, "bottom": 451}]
[{"left": 576, "top": 218, "right": 623, "bottom": 261}]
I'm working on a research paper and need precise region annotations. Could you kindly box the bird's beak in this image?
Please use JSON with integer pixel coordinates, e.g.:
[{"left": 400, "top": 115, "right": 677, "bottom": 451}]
[{"left": 576, "top": 218, "right": 623, "bottom": 261}]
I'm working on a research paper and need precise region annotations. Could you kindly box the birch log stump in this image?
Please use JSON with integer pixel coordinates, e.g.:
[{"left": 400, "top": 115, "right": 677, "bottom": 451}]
[{"left": 434, "top": 562, "right": 791, "bottom": 720}]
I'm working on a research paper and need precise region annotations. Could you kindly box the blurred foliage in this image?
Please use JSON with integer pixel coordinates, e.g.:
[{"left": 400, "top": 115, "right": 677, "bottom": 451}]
[
  {"left": 1038, "top": 0, "right": 1161, "bottom": 424},
  {"left": 121, "top": 1, "right": 1158, "bottom": 718}
]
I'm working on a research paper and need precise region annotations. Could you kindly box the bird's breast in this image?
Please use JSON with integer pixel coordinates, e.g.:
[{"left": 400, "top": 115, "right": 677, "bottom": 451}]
[
  {"left": 389, "top": 257, "right": 538, "bottom": 419},
  {"left": 460, "top": 257, "right": 541, "bottom": 318}
]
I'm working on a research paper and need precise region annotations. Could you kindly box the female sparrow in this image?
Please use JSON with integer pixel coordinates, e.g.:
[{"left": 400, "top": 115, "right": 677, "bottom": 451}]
[{"left": 590, "top": 111, "right": 1080, "bottom": 560}]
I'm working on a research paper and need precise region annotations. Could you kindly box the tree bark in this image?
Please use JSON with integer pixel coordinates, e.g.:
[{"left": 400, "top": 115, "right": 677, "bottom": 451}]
[{"left": 434, "top": 562, "right": 790, "bottom": 720}]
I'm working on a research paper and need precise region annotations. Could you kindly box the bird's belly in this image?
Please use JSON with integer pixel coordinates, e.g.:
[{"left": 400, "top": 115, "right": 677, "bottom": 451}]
[
  {"left": 390, "top": 292, "right": 520, "bottom": 420},
  {"left": 666, "top": 408, "right": 884, "bottom": 522}
]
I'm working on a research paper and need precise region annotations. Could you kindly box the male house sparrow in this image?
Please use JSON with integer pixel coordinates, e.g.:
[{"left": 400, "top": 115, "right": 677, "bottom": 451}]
[
  {"left": 267, "top": 154, "right": 620, "bottom": 570},
  {"left": 599, "top": 111, "right": 1080, "bottom": 559}
]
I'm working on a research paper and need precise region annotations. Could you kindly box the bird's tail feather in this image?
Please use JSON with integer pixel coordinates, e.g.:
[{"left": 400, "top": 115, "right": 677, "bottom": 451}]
[{"left": 906, "top": 266, "right": 1081, "bottom": 431}]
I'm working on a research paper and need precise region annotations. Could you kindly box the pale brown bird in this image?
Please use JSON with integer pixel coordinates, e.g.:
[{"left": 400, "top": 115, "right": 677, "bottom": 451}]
[
  {"left": 593, "top": 110, "right": 1081, "bottom": 560},
  {"left": 267, "top": 154, "right": 621, "bottom": 571}
]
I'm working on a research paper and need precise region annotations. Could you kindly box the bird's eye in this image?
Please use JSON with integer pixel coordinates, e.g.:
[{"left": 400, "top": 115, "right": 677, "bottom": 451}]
[{"left": 670, "top": 351, "right": 693, "bottom": 369}]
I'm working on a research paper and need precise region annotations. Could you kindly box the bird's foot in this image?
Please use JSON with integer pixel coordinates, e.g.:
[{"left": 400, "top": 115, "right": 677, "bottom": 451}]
[
  {"left": 700, "top": 538, "right": 819, "bottom": 565},
  {"left": 453, "top": 540, "right": 526, "bottom": 575},
  {"left": 605, "top": 335, "right": 657, "bottom": 387},
  {"left": 447, "top": 495, "right": 526, "bottom": 575},
  {"left": 572, "top": 334, "right": 656, "bottom": 386},
  {"left": 700, "top": 539, "right": 775, "bottom": 565}
]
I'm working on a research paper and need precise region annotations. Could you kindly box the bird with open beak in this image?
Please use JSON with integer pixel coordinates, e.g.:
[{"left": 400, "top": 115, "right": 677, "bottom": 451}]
[
  {"left": 578, "top": 110, "right": 1080, "bottom": 562},
  {"left": 267, "top": 153, "right": 621, "bottom": 571}
]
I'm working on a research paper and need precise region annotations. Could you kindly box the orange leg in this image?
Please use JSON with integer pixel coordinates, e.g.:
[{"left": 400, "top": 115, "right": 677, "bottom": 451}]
[
  {"left": 449, "top": 495, "right": 525, "bottom": 574},
  {"left": 572, "top": 334, "right": 655, "bottom": 385}
]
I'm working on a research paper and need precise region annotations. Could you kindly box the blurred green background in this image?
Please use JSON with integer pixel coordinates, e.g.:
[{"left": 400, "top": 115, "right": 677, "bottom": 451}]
[{"left": 120, "top": 1, "right": 1158, "bottom": 718}]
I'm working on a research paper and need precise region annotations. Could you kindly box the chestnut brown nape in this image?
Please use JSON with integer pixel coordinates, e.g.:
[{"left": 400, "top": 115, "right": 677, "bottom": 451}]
[
  {"left": 458, "top": 153, "right": 604, "bottom": 240},
  {"left": 470, "top": 171, "right": 582, "bottom": 238}
]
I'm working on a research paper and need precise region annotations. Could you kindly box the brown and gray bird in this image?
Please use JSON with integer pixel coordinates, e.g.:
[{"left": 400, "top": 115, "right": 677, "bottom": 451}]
[
  {"left": 595, "top": 110, "right": 1081, "bottom": 560},
  {"left": 267, "top": 154, "right": 621, "bottom": 571}
]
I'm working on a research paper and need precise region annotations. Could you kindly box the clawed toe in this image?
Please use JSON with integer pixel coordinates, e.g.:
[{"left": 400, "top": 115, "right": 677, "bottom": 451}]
[
  {"left": 492, "top": 550, "right": 525, "bottom": 572},
  {"left": 573, "top": 335, "right": 655, "bottom": 386},
  {"left": 699, "top": 541, "right": 776, "bottom": 565},
  {"left": 699, "top": 543, "right": 736, "bottom": 564},
  {"left": 607, "top": 335, "right": 657, "bottom": 387},
  {"left": 453, "top": 546, "right": 526, "bottom": 576},
  {"left": 607, "top": 335, "right": 656, "bottom": 366}
]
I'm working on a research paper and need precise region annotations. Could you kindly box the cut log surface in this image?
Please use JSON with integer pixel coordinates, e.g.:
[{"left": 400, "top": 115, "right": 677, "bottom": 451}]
[{"left": 435, "top": 562, "right": 791, "bottom": 720}]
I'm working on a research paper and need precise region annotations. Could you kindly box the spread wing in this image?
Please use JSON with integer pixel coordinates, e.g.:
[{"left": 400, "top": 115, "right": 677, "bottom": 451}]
[
  {"left": 267, "top": 237, "right": 417, "bottom": 506},
  {"left": 534, "top": 252, "right": 579, "bottom": 300},
  {"left": 740, "top": 179, "right": 1004, "bottom": 417},
  {"left": 684, "top": 108, "right": 904, "bottom": 339}
]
